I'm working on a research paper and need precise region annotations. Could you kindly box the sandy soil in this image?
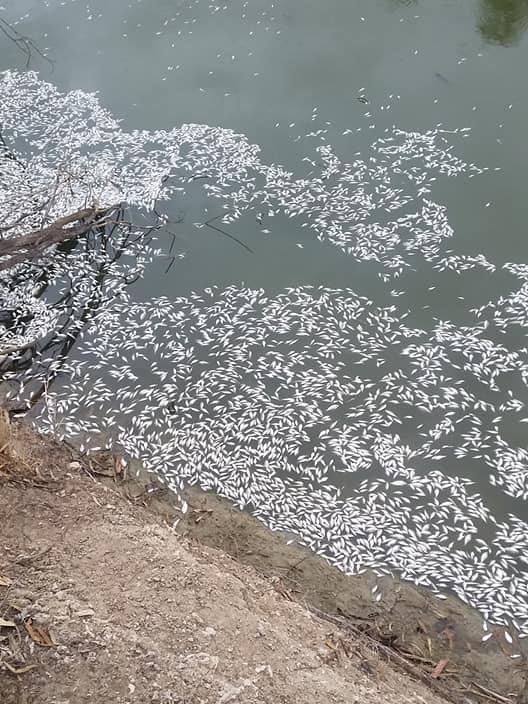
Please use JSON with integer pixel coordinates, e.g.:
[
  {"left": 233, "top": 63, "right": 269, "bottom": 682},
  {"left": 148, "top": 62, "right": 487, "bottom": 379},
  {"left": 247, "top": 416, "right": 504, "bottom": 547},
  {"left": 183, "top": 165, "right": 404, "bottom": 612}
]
[{"left": 0, "top": 416, "right": 525, "bottom": 704}]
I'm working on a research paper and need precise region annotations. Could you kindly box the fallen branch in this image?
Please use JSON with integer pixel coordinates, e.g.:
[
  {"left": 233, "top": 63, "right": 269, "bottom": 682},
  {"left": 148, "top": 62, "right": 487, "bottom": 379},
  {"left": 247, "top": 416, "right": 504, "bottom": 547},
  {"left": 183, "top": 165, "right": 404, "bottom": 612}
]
[{"left": 0, "top": 205, "right": 119, "bottom": 271}]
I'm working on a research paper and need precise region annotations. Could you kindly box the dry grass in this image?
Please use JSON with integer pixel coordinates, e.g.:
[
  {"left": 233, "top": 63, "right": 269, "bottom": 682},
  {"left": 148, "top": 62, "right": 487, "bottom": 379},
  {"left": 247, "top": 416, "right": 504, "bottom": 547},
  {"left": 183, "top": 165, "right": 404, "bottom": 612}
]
[
  {"left": 0, "top": 411, "right": 50, "bottom": 486},
  {"left": 0, "top": 413, "right": 60, "bottom": 684}
]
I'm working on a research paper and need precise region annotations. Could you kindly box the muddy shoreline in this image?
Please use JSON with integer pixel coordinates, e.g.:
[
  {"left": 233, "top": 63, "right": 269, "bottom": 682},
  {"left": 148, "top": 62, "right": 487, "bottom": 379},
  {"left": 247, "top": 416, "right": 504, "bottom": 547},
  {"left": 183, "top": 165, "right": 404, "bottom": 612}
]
[
  {"left": 2, "top": 412, "right": 526, "bottom": 702},
  {"left": 2, "top": 416, "right": 451, "bottom": 704},
  {"left": 79, "top": 450, "right": 527, "bottom": 704}
]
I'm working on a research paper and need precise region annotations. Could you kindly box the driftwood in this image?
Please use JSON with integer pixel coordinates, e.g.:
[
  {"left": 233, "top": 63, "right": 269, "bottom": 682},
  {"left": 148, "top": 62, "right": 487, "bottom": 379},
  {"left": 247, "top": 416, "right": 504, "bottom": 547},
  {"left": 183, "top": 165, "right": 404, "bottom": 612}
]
[{"left": 0, "top": 205, "right": 119, "bottom": 272}]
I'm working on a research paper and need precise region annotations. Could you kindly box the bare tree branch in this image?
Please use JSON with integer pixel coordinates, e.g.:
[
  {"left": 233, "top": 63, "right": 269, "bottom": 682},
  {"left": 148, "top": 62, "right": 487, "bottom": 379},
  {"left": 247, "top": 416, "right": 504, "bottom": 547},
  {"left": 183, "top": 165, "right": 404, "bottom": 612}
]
[
  {"left": 0, "top": 16, "right": 54, "bottom": 71},
  {"left": 0, "top": 205, "right": 120, "bottom": 272}
]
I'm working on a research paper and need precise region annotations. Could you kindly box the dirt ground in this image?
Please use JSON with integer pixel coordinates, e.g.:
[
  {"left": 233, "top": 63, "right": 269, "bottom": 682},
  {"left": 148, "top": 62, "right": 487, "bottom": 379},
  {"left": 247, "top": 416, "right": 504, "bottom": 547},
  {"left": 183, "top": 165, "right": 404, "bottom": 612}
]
[{"left": 0, "top": 415, "right": 526, "bottom": 704}]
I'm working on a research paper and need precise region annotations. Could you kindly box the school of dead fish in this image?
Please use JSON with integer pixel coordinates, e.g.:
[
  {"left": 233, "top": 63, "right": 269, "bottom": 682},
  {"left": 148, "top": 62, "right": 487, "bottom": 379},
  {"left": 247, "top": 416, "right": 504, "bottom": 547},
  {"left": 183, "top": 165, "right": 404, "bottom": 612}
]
[{"left": 0, "top": 0, "right": 527, "bottom": 647}]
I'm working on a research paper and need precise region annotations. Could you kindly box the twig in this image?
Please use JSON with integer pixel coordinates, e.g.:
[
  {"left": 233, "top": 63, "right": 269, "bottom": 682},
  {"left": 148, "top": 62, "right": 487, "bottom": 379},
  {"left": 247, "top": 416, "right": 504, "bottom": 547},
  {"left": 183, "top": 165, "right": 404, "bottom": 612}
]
[
  {"left": 0, "top": 660, "right": 37, "bottom": 674},
  {"left": 164, "top": 255, "right": 176, "bottom": 274},
  {"left": 283, "top": 553, "right": 310, "bottom": 577},
  {"left": 470, "top": 682, "right": 516, "bottom": 704},
  {"left": 204, "top": 213, "right": 254, "bottom": 254},
  {"left": 0, "top": 16, "right": 54, "bottom": 71},
  {"left": 307, "top": 605, "right": 465, "bottom": 704}
]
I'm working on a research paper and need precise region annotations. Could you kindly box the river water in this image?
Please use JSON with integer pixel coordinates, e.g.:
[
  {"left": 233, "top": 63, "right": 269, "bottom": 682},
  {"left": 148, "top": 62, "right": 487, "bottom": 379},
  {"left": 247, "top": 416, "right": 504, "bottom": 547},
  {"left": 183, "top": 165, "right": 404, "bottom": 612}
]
[{"left": 1, "top": 0, "right": 528, "bottom": 637}]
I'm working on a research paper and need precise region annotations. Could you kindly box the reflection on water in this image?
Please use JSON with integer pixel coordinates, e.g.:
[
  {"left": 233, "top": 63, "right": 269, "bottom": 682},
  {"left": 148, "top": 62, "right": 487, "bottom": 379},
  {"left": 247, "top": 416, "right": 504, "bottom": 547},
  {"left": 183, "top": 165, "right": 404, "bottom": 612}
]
[
  {"left": 389, "top": 0, "right": 528, "bottom": 46},
  {"left": 477, "top": 0, "right": 528, "bottom": 45}
]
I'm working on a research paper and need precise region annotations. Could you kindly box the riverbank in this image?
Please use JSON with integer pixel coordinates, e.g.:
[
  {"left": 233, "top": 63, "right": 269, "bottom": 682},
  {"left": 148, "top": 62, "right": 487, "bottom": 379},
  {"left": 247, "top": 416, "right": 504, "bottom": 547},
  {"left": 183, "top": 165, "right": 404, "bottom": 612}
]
[{"left": 0, "top": 414, "right": 525, "bottom": 703}]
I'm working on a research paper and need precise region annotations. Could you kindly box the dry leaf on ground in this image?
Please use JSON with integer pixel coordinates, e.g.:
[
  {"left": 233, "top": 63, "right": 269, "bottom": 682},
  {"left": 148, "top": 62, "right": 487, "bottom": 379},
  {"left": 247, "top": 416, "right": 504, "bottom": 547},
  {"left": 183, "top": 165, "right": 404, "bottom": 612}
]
[
  {"left": 431, "top": 658, "right": 449, "bottom": 679},
  {"left": 23, "top": 619, "right": 55, "bottom": 647}
]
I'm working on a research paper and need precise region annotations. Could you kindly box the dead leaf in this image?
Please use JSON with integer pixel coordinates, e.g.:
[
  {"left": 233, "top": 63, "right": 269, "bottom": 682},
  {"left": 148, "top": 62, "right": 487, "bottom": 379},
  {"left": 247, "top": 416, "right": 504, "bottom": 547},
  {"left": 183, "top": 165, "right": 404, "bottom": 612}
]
[
  {"left": 0, "top": 618, "right": 16, "bottom": 628},
  {"left": 1, "top": 660, "right": 37, "bottom": 674},
  {"left": 0, "top": 575, "right": 12, "bottom": 587},
  {"left": 431, "top": 658, "right": 449, "bottom": 679},
  {"left": 23, "top": 619, "right": 55, "bottom": 647}
]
